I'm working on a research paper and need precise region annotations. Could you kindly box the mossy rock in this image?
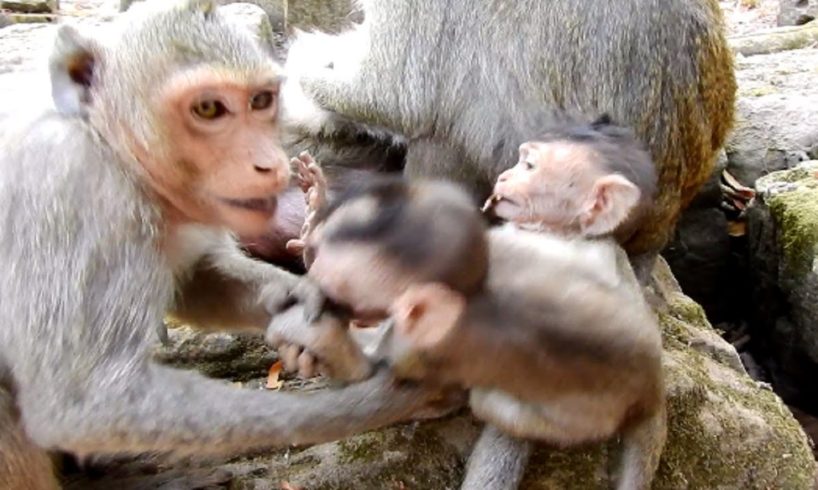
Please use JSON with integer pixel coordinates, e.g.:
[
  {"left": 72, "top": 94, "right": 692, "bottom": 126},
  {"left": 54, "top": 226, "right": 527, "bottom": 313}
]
[
  {"left": 131, "top": 258, "right": 815, "bottom": 489},
  {"left": 746, "top": 161, "right": 818, "bottom": 403},
  {"left": 756, "top": 161, "right": 818, "bottom": 281}
]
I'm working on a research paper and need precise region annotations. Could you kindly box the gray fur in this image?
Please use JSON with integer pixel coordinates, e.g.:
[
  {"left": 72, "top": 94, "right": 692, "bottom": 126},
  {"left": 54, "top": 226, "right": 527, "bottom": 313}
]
[
  {"left": 285, "top": 0, "right": 735, "bottom": 254},
  {"left": 0, "top": 1, "right": 435, "bottom": 483},
  {"left": 461, "top": 425, "right": 532, "bottom": 490}
]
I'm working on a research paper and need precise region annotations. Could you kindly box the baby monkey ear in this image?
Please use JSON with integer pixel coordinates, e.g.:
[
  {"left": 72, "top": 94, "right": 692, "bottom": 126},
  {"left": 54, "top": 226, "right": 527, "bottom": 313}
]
[
  {"left": 49, "top": 25, "right": 103, "bottom": 117},
  {"left": 391, "top": 283, "right": 467, "bottom": 350},
  {"left": 579, "top": 174, "right": 641, "bottom": 237}
]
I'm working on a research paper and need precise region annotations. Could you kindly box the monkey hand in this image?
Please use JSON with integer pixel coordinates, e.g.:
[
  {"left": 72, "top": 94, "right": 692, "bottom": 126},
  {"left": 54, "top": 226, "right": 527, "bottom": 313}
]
[
  {"left": 292, "top": 151, "right": 327, "bottom": 208},
  {"left": 261, "top": 276, "right": 325, "bottom": 323},
  {"left": 267, "top": 303, "right": 374, "bottom": 382}
]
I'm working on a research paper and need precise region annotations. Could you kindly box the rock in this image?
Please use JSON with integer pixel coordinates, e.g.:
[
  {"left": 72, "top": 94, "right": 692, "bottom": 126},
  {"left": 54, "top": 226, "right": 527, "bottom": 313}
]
[
  {"left": 725, "top": 48, "right": 818, "bottom": 186},
  {"left": 663, "top": 152, "right": 747, "bottom": 324},
  {"left": 747, "top": 161, "right": 818, "bottom": 406},
  {"left": 1, "top": 0, "right": 58, "bottom": 14},
  {"left": 666, "top": 45, "right": 818, "bottom": 325},
  {"left": 778, "top": 0, "right": 818, "bottom": 26},
  {"left": 287, "top": 0, "right": 363, "bottom": 33},
  {"left": 66, "top": 261, "right": 815, "bottom": 489},
  {"left": 730, "top": 23, "right": 818, "bottom": 56},
  {"left": 219, "top": 2, "right": 280, "bottom": 55},
  {"left": 153, "top": 325, "right": 278, "bottom": 382}
]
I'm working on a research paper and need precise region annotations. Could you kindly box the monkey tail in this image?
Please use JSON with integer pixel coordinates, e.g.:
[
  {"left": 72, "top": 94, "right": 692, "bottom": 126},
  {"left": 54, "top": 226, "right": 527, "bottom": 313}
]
[{"left": 616, "top": 401, "right": 667, "bottom": 490}]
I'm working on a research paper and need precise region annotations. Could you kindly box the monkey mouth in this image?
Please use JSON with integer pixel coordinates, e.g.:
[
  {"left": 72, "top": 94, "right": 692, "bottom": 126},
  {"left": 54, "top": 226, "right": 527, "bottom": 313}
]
[
  {"left": 220, "top": 195, "right": 278, "bottom": 214},
  {"left": 483, "top": 194, "right": 519, "bottom": 212}
]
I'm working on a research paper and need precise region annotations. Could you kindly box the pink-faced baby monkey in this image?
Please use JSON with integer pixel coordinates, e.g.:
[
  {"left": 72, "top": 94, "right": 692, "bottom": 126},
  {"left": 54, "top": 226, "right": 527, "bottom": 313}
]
[{"left": 484, "top": 114, "right": 659, "bottom": 285}]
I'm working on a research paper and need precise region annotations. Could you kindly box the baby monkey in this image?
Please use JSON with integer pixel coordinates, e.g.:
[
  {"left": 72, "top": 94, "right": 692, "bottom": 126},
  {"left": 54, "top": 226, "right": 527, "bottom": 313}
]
[
  {"left": 389, "top": 115, "right": 666, "bottom": 489},
  {"left": 268, "top": 114, "right": 665, "bottom": 488}
]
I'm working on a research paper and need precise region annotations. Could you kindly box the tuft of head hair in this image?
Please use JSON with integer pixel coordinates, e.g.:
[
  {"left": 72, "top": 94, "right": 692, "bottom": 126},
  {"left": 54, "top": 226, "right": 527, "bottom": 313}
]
[
  {"left": 316, "top": 176, "right": 489, "bottom": 296},
  {"left": 538, "top": 114, "right": 658, "bottom": 204}
]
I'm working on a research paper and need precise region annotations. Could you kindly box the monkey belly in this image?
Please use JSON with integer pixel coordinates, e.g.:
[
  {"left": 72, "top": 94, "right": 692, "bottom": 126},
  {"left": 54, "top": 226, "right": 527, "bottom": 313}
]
[{"left": 470, "top": 389, "right": 626, "bottom": 445}]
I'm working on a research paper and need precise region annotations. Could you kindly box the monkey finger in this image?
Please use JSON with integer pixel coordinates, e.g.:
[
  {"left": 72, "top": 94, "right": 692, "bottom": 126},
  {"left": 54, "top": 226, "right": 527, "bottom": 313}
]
[
  {"left": 297, "top": 350, "right": 318, "bottom": 379},
  {"left": 297, "top": 151, "right": 317, "bottom": 167},
  {"left": 280, "top": 344, "right": 303, "bottom": 373},
  {"left": 286, "top": 239, "right": 306, "bottom": 256}
]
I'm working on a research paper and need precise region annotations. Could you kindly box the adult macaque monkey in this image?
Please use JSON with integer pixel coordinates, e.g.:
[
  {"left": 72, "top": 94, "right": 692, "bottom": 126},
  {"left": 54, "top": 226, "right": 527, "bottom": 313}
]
[
  {"left": 0, "top": 2, "right": 440, "bottom": 488},
  {"left": 281, "top": 0, "right": 736, "bottom": 280}
]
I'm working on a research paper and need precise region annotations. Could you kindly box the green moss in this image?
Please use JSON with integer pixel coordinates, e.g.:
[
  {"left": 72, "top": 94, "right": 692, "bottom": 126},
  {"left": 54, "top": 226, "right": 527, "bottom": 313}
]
[
  {"left": 763, "top": 172, "right": 818, "bottom": 279},
  {"left": 657, "top": 356, "right": 815, "bottom": 488},
  {"left": 315, "top": 421, "right": 464, "bottom": 490},
  {"left": 336, "top": 433, "right": 385, "bottom": 465},
  {"left": 524, "top": 445, "right": 610, "bottom": 489}
]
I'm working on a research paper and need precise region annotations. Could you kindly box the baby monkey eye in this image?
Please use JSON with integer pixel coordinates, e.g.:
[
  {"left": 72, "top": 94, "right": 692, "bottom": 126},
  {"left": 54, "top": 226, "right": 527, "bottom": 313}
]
[
  {"left": 525, "top": 161, "right": 535, "bottom": 170},
  {"left": 250, "top": 90, "right": 275, "bottom": 110},
  {"left": 191, "top": 99, "right": 227, "bottom": 120}
]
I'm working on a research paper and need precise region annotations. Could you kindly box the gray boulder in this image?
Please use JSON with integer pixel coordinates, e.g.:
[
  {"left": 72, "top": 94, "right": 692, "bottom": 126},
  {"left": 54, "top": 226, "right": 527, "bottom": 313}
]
[{"left": 778, "top": 0, "right": 818, "bottom": 27}]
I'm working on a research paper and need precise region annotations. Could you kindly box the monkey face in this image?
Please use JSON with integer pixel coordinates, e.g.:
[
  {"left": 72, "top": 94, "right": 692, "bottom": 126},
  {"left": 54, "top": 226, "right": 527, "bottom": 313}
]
[
  {"left": 487, "top": 141, "right": 600, "bottom": 233},
  {"left": 143, "top": 67, "right": 290, "bottom": 236},
  {"left": 307, "top": 241, "right": 421, "bottom": 321}
]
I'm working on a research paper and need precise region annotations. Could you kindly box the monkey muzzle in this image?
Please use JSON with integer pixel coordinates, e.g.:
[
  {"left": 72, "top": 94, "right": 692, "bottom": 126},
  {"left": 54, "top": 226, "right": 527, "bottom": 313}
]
[{"left": 220, "top": 195, "right": 278, "bottom": 215}]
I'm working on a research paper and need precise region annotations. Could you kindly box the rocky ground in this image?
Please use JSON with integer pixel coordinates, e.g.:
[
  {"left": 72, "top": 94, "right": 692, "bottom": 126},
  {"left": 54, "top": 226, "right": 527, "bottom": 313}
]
[{"left": 2, "top": 0, "right": 818, "bottom": 488}]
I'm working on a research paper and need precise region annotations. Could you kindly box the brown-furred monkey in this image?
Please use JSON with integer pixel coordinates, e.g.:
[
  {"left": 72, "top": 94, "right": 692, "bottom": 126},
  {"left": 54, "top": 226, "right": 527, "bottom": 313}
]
[
  {"left": 0, "top": 2, "right": 442, "bottom": 488},
  {"left": 280, "top": 0, "right": 736, "bottom": 280},
  {"left": 268, "top": 116, "right": 666, "bottom": 490}
]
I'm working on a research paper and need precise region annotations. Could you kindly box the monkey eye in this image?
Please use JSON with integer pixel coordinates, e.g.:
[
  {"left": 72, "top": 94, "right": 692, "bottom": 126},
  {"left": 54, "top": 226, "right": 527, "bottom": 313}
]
[
  {"left": 524, "top": 161, "right": 535, "bottom": 171},
  {"left": 250, "top": 90, "right": 275, "bottom": 111},
  {"left": 191, "top": 99, "right": 228, "bottom": 120}
]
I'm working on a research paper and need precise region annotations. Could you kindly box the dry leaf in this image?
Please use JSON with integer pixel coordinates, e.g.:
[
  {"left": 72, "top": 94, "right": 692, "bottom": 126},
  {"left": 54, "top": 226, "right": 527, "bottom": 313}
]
[
  {"left": 727, "top": 220, "right": 747, "bottom": 237},
  {"left": 266, "top": 361, "right": 284, "bottom": 390}
]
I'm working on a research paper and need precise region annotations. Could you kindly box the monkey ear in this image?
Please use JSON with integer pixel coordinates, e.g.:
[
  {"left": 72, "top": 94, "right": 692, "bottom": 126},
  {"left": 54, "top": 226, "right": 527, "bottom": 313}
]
[
  {"left": 392, "top": 283, "right": 465, "bottom": 349},
  {"left": 579, "top": 174, "right": 641, "bottom": 237},
  {"left": 49, "top": 25, "right": 102, "bottom": 117}
]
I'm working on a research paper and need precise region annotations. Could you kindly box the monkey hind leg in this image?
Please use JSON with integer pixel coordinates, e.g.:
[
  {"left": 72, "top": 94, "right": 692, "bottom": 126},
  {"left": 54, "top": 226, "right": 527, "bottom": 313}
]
[
  {"left": 0, "top": 387, "right": 59, "bottom": 490},
  {"left": 461, "top": 425, "right": 532, "bottom": 490},
  {"left": 615, "top": 403, "right": 667, "bottom": 490}
]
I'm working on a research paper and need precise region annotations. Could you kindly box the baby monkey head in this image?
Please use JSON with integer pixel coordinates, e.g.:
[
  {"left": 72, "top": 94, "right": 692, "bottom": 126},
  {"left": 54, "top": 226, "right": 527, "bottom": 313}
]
[
  {"left": 306, "top": 176, "right": 489, "bottom": 320},
  {"left": 486, "top": 114, "right": 658, "bottom": 238}
]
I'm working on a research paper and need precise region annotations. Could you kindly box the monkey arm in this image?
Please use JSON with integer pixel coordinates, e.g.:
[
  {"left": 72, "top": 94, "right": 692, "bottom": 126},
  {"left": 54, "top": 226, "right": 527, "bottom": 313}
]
[
  {"left": 170, "top": 236, "right": 324, "bottom": 332},
  {"left": 17, "top": 358, "right": 436, "bottom": 458}
]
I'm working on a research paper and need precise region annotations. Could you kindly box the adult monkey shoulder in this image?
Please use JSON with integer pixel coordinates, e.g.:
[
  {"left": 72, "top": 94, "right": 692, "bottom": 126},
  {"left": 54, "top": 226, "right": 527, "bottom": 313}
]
[{"left": 0, "top": 2, "right": 439, "bottom": 488}]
